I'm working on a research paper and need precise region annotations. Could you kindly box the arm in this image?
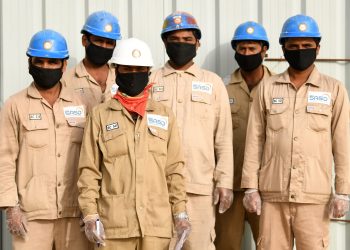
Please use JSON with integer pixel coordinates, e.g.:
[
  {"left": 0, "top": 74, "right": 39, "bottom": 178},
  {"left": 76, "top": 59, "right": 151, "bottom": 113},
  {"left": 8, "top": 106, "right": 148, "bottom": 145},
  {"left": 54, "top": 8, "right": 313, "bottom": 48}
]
[
  {"left": 0, "top": 99, "right": 20, "bottom": 207},
  {"left": 77, "top": 111, "right": 103, "bottom": 217},
  {"left": 241, "top": 82, "right": 266, "bottom": 189}
]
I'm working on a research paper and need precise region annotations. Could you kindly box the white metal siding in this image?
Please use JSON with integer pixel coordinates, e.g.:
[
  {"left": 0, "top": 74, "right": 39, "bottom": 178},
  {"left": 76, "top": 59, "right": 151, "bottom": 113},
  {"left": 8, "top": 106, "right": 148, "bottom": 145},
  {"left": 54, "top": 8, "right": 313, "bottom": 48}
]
[{"left": 1, "top": 0, "right": 349, "bottom": 249}]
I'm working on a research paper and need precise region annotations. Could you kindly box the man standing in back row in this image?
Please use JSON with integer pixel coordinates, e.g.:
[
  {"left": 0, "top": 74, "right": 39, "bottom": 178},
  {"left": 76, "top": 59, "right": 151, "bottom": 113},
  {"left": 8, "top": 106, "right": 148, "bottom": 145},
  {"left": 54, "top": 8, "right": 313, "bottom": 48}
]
[
  {"left": 242, "top": 14, "right": 350, "bottom": 250},
  {"left": 150, "top": 11, "right": 233, "bottom": 250},
  {"left": 63, "top": 11, "right": 121, "bottom": 111},
  {"left": 215, "top": 21, "right": 273, "bottom": 250}
]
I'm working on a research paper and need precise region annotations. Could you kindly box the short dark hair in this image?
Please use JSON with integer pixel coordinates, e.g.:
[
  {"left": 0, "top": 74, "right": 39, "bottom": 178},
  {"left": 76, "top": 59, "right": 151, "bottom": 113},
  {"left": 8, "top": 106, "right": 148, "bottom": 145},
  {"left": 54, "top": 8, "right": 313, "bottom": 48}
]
[
  {"left": 280, "top": 37, "right": 321, "bottom": 46},
  {"left": 161, "top": 29, "right": 200, "bottom": 41}
]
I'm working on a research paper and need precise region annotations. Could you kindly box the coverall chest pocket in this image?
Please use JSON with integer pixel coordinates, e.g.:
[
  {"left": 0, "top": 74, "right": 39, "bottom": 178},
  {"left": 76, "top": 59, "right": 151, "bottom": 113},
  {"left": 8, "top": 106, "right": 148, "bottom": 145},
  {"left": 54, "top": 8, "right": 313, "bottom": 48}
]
[
  {"left": 23, "top": 120, "right": 49, "bottom": 148},
  {"left": 306, "top": 105, "right": 331, "bottom": 132},
  {"left": 103, "top": 130, "right": 128, "bottom": 157},
  {"left": 148, "top": 127, "right": 168, "bottom": 156},
  {"left": 231, "top": 103, "right": 240, "bottom": 129},
  {"left": 152, "top": 86, "right": 171, "bottom": 106},
  {"left": 267, "top": 102, "right": 289, "bottom": 132},
  {"left": 191, "top": 93, "right": 212, "bottom": 119}
]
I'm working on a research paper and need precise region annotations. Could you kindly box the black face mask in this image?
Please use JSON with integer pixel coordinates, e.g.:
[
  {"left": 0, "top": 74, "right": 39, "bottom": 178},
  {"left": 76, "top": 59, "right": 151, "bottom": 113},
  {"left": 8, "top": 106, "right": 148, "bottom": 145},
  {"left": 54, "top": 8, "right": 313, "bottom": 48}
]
[
  {"left": 283, "top": 48, "right": 317, "bottom": 71},
  {"left": 29, "top": 63, "right": 63, "bottom": 90},
  {"left": 235, "top": 52, "right": 263, "bottom": 72},
  {"left": 116, "top": 72, "right": 149, "bottom": 97},
  {"left": 86, "top": 40, "right": 114, "bottom": 66},
  {"left": 165, "top": 42, "right": 197, "bottom": 67}
]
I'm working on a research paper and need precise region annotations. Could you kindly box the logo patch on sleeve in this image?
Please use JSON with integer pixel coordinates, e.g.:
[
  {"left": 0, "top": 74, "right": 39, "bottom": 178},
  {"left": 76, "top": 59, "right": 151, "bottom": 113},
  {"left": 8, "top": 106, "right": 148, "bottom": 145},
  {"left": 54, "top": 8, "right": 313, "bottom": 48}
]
[
  {"left": 106, "top": 122, "right": 119, "bottom": 131},
  {"left": 153, "top": 86, "right": 164, "bottom": 93},
  {"left": 147, "top": 114, "right": 168, "bottom": 130},
  {"left": 192, "top": 81, "right": 213, "bottom": 95},
  {"left": 272, "top": 98, "right": 284, "bottom": 104},
  {"left": 307, "top": 91, "right": 331, "bottom": 105},
  {"left": 29, "top": 113, "right": 42, "bottom": 120},
  {"left": 63, "top": 106, "right": 85, "bottom": 118}
]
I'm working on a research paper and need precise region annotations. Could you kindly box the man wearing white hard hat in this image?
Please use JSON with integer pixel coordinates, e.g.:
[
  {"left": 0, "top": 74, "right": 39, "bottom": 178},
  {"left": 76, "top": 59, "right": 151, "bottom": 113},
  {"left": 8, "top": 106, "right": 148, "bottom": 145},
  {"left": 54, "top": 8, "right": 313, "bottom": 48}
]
[{"left": 77, "top": 38, "right": 190, "bottom": 250}]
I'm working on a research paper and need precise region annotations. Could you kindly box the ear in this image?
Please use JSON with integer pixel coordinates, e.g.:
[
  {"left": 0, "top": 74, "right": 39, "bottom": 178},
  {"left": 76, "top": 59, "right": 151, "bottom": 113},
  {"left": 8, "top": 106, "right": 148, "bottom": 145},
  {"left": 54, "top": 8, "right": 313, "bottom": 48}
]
[
  {"left": 82, "top": 35, "right": 88, "bottom": 47},
  {"left": 261, "top": 45, "right": 268, "bottom": 58},
  {"left": 62, "top": 60, "right": 68, "bottom": 72},
  {"left": 28, "top": 58, "right": 31, "bottom": 68},
  {"left": 196, "top": 40, "right": 201, "bottom": 50},
  {"left": 316, "top": 44, "right": 320, "bottom": 56}
]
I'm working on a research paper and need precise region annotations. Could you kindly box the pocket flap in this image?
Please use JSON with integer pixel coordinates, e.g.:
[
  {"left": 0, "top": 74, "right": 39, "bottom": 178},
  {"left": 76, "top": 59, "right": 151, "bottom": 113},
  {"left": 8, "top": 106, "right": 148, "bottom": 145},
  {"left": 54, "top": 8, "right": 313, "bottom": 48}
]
[
  {"left": 148, "top": 127, "right": 167, "bottom": 140},
  {"left": 306, "top": 105, "right": 330, "bottom": 116},
  {"left": 103, "top": 129, "right": 125, "bottom": 142},
  {"left": 191, "top": 93, "right": 211, "bottom": 104},
  {"left": 269, "top": 104, "right": 288, "bottom": 115},
  {"left": 23, "top": 119, "right": 49, "bottom": 131}
]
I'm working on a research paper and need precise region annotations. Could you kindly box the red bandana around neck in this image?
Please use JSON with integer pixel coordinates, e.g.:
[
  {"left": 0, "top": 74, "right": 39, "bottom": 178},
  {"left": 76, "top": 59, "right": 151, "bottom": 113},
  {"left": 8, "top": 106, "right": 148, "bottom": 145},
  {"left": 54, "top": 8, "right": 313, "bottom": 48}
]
[{"left": 114, "top": 84, "right": 153, "bottom": 117}]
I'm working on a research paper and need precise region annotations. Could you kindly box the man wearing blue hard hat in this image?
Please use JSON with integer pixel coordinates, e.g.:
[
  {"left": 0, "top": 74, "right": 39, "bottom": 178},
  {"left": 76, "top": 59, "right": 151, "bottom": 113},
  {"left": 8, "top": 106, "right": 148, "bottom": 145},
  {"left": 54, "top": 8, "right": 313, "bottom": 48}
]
[
  {"left": 150, "top": 11, "right": 233, "bottom": 250},
  {"left": 0, "top": 30, "right": 89, "bottom": 249},
  {"left": 215, "top": 21, "right": 273, "bottom": 250},
  {"left": 242, "top": 14, "right": 350, "bottom": 249},
  {"left": 64, "top": 11, "right": 121, "bottom": 112}
]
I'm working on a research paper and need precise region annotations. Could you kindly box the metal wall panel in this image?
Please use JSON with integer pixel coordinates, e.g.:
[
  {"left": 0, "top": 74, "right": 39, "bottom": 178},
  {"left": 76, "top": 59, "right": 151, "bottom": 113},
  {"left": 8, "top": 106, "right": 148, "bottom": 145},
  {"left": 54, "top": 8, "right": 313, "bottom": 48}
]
[{"left": 0, "top": 0, "right": 349, "bottom": 249}]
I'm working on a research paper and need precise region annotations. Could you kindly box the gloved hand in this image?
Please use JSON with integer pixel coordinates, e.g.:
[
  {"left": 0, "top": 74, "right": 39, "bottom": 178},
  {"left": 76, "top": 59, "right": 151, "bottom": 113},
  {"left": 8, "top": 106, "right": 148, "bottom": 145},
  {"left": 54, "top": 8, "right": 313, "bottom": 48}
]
[
  {"left": 329, "top": 194, "right": 350, "bottom": 218},
  {"left": 6, "top": 205, "right": 28, "bottom": 239},
  {"left": 243, "top": 189, "right": 261, "bottom": 215},
  {"left": 213, "top": 187, "right": 234, "bottom": 213},
  {"left": 83, "top": 214, "right": 106, "bottom": 247},
  {"left": 174, "top": 212, "right": 191, "bottom": 250}
]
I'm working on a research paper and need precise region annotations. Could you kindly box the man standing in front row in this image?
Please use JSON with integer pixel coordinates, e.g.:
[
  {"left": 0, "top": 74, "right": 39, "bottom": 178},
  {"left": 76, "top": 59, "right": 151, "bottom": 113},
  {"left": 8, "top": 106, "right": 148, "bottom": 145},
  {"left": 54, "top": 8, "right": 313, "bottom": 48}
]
[
  {"left": 63, "top": 11, "right": 121, "bottom": 112},
  {"left": 215, "top": 21, "right": 273, "bottom": 250},
  {"left": 78, "top": 38, "right": 190, "bottom": 250},
  {"left": 0, "top": 30, "right": 89, "bottom": 249},
  {"left": 242, "top": 14, "right": 350, "bottom": 250},
  {"left": 150, "top": 11, "right": 233, "bottom": 250}
]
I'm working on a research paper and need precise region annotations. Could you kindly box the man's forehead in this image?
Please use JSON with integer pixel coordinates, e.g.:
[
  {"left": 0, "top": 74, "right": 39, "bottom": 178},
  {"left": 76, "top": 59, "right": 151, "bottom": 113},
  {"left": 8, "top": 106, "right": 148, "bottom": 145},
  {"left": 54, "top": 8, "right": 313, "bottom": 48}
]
[
  {"left": 168, "top": 30, "right": 195, "bottom": 38},
  {"left": 236, "top": 40, "right": 262, "bottom": 48},
  {"left": 285, "top": 37, "right": 316, "bottom": 44}
]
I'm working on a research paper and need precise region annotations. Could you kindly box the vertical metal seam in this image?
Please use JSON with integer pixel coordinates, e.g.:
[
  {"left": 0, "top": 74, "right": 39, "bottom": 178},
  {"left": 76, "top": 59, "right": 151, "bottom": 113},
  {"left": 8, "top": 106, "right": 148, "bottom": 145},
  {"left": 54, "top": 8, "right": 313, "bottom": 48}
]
[
  {"left": 0, "top": 0, "right": 3, "bottom": 105},
  {"left": 258, "top": 0, "right": 263, "bottom": 23},
  {"left": 301, "top": 0, "right": 306, "bottom": 14},
  {"left": 84, "top": 0, "right": 89, "bottom": 18},
  {"left": 172, "top": 0, "right": 176, "bottom": 12},
  {"left": 215, "top": 0, "right": 220, "bottom": 74},
  {"left": 42, "top": 0, "right": 46, "bottom": 29},
  {"left": 128, "top": 0, "right": 133, "bottom": 37}
]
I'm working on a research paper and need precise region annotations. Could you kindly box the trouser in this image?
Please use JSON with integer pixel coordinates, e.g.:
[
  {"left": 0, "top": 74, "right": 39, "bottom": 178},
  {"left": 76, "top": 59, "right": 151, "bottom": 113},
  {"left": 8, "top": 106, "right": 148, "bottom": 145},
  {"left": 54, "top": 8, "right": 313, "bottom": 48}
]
[
  {"left": 215, "top": 191, "right": 260, "bottom": 250},
  {"left": 100, "top": 236, "right": 170, "bottom": 250},
  {"left": 12, "top": 217, "right": 91, "bottom": 250},
  {"left": 258, "top": 202, "right": 329, "bottom": 250},
  {"left": 169, "top": 193, "right": 216, "bottom": 250}
]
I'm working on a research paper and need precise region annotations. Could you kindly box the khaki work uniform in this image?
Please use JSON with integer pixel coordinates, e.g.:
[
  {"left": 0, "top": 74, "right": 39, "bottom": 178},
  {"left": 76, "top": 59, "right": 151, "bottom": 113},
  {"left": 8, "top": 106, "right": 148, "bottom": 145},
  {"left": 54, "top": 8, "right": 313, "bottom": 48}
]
[
  {"left": 77, "top": 98, "right": 186, "bottom": 250},
  {"left": 241, "top": 67, "right": 350, "bottom": 250},
  {"left": 63, "top": 60, "right": 117, "bottom": 112},
  {"left": 150, "top": 62, "right": 233, "bottom": 250},
  {"left": 0, "top": 83, "right": 89, "bottom": 250},
  {"left": 215, "top": 66, "right": 273, "bottom": 250}
]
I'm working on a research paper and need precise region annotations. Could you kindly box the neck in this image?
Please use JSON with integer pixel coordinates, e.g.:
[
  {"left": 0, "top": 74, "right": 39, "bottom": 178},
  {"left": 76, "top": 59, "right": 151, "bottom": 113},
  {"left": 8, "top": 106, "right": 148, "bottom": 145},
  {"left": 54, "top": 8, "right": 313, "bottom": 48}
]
[
  {"left": 240, "top": 65, "right": 264, "bottom": 91},
  {"left": 37, "top": 82, "right": 62, "bottom": 106},
  {"left": 168, "top": 60, "right": 194, "bottom": 71},
  {"left": 83, "top": 57, "right": 108, "bottom": 70},
  {"left": 288, "top": 64, "right": 314, "bottom": 89}
]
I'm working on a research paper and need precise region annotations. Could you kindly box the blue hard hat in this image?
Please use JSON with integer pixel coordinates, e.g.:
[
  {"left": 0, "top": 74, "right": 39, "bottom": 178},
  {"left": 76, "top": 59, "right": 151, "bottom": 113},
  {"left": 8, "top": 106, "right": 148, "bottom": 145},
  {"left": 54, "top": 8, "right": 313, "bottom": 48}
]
[
  {"left": 161, "top": 11, "right": 201, "bottom": 39},
  {"left": 81, "top": 11, "right": 121, "bottom": 40},
  {"left": 26, "top": 29, "right": 69, "bottom": 59},
  {"left": 279, "top": 14, "right": 321, "bottom": 44},
  {"left": 231, "top": 21, "right": 269, "bottom": 49}
]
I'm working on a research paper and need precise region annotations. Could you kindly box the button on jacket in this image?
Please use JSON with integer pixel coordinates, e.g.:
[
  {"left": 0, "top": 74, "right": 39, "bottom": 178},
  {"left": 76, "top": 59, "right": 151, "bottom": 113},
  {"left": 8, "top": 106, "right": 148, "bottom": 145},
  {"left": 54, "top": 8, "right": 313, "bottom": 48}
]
[
  {"left": 63, "top": 60, "right": 116, "bottom": 112},
  {"left": 241, "top": 67, "right": 350, "bottom": 203},
  {"left": 150, "top": 62, "right": 233, "bottom": 195},
  {"left": 226, "top": 66, "right": 273, "bottom": 190},
  {"left": 0, "top": 83, "right": 86, "bottom": 220},
  {"left": 77, "top": 98, "right": 186, "bottom": 239}
]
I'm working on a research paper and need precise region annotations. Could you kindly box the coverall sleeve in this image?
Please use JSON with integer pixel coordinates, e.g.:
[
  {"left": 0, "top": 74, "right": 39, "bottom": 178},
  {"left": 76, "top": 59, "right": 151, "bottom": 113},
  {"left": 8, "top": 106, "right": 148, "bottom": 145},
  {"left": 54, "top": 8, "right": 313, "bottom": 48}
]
[
  {"left": 77, "top": 111, "right": 103, "bottom": 217},
  {"left": 241, "top": 82, "right": 267, "bottom": 189},
  {"left": 331, "top": 83, "right": 350, "bottom": 194},
  {"left": 0, "top": 99, "right": 20, "bottom": 207},
  {"left": 213, "top": 78, "right": 234, "bottom": 189},
  {"left": 165, "top": 108, "right": 187, "bottom": 215}
]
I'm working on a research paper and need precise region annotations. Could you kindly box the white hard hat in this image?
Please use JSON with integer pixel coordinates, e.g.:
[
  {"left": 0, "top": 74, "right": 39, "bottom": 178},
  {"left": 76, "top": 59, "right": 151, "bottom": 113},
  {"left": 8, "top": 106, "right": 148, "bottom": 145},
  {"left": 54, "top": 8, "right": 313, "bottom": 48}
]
[{"left": 110, "top": 37, "right": 154, "bottom": 67}]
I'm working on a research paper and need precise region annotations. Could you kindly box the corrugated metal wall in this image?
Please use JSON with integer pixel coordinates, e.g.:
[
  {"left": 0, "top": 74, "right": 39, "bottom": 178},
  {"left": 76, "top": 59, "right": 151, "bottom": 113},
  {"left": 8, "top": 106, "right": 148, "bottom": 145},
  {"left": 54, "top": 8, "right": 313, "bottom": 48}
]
[{"left": 0, "top": 0, "right": 349, "bottom": 249}]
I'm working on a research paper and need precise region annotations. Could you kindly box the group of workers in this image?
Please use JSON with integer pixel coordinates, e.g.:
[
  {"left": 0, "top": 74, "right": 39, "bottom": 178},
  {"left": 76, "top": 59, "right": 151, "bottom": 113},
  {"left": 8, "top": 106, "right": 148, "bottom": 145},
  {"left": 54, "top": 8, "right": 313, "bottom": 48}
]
[{"left": 0, "top": 9, "right": 349, "bottom": 250}]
